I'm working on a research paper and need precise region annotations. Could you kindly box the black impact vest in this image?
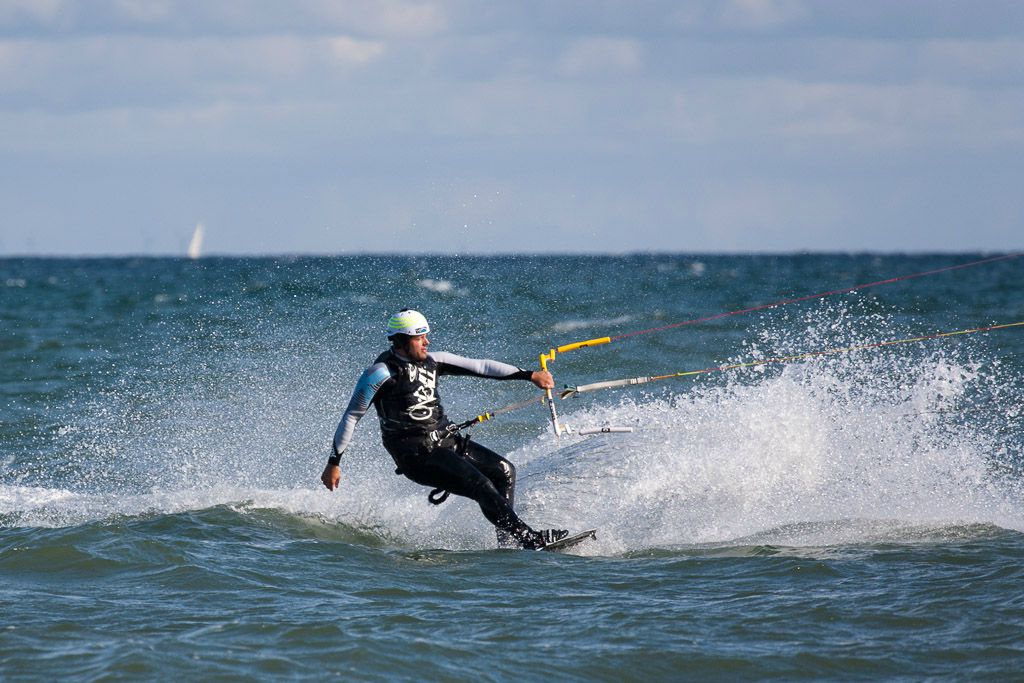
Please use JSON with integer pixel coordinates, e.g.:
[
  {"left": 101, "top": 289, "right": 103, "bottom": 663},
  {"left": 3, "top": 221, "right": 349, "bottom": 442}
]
[{"left": 373, "top": 349, "right": 449, "bottom": 439}]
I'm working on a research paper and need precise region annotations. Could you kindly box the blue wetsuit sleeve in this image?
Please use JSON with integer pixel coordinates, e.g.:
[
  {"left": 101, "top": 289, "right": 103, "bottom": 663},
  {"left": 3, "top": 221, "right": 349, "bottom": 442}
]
[
  {"left": 429, "top": 351, "right": 533, "bottom": 380},
  {"left": 329, "top": 362, "right": 392, "bottom": 464}
]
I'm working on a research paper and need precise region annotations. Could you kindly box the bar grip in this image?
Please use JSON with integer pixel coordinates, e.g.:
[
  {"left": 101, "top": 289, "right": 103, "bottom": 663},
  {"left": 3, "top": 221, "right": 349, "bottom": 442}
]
[{"left": 556, "top": 337, "right": 611, "bottom": 353}]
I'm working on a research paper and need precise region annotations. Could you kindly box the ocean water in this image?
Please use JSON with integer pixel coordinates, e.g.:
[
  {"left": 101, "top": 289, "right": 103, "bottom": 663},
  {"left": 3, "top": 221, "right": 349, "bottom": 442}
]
[{"left": 2, "top": 254, "right": 1023, "bottom": 681}]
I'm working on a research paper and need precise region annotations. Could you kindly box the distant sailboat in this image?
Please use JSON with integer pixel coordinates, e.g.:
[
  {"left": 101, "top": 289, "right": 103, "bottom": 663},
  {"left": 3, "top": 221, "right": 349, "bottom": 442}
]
[{"left": 187, "top": 223, "right": 205, "bottom": 259}]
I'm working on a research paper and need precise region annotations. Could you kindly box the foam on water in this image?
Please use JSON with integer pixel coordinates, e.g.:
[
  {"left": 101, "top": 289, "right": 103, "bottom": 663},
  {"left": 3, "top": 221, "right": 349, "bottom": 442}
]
[
  {"left": 416, "top": 278, "right": 465, "bottom": 295},
  {"left": 552, "top": 315, "right": 634, "bottom": 334},
  {"left": 12, "top": 351, "right": 1021, "bottom": 558},
  {"left": 5, "top": 290, "right": 1022, "bottom": 557},
  {"left": 508, "top": 314, "right": 1024, "bottom": 554}
]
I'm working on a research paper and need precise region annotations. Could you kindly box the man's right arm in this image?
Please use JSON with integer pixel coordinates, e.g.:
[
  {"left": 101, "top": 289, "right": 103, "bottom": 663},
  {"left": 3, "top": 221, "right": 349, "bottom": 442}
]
[{"left": 322, "top": 362, "right": 392, "bottom": 491}]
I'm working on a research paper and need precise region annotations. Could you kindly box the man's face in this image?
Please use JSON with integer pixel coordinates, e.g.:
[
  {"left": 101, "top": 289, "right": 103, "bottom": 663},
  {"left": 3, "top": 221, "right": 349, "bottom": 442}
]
[{"left": 404, "top": 334, "right": 429, "bottom": 361}]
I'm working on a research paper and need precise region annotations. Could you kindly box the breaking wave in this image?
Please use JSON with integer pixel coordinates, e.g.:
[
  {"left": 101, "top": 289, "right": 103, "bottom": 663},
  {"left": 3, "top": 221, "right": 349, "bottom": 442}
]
[{"left": 5, "top": 294, "right": 1022, "bottom": 557}]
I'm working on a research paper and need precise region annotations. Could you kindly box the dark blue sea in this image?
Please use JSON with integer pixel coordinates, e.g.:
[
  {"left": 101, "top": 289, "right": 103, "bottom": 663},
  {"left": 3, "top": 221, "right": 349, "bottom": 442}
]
[{"left": 2, "top": 254, "right": 1023, "bottom": 680}]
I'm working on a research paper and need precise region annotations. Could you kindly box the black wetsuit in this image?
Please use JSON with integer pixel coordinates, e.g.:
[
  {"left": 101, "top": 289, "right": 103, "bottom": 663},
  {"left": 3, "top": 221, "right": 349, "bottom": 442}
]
[{"left": 330, "top": 348, "right": 536, "bottom": 541}]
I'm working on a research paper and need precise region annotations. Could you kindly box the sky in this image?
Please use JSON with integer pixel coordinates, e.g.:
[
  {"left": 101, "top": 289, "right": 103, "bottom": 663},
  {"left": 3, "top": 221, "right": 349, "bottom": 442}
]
[{"left": 1, "top": 0, "right": 1023, "bottom": 256}]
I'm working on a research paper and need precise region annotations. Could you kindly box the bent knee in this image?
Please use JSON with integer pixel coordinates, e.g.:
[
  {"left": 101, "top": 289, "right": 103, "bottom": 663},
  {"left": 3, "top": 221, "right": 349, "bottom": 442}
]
[{"left": 499, "top": 459, "right": 516, "bottom": 487}]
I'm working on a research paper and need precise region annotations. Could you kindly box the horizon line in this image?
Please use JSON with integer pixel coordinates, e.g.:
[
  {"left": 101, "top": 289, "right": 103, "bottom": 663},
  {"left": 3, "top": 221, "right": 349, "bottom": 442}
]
[{"left": 2, "top": 248, "right": 1022, "bottom": 260}]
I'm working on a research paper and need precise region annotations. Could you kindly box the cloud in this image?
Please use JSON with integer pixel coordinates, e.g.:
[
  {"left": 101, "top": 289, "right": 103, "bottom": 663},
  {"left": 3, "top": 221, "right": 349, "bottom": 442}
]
[
  {"left": 327, "top": 36, "right": 385, "bottom": 64},
  {"left": 692, "top": 178, "right": 846, "bottom": 250},
  {"left": 663, "top": 77, "right": 1024, "bottom": 150},
  {"left": 2, "top": 1, "right": 1024, "bottom": 254},
  {"left": 0, "top": 0, "right": 65, "bottom": 27},
  {"left": 919, "top": 38, "right": 1024, "bottom": 85},
  {"left": 557, "top": 37, "right": 643, "bottom": 77},
  {"left": 308, "top": 0, "right": 448, "bottom": 38},
  {"left": 0, "top": 0, "right": 448, "bottom": 38},
  {"left": 0, "top": 33, "right": 386, "bottom": 111},
  {"left": 109, "top": 0, "right": 174, "bottom": 24},
  {"left": 716, "top": 0, "right": 809, "bottom": 32}
]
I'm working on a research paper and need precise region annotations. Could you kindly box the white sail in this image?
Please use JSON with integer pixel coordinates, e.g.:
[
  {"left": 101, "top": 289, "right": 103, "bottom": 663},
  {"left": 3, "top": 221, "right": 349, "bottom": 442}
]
[{"left": 187, "top": 223, "right": 204, "bottom": 259}]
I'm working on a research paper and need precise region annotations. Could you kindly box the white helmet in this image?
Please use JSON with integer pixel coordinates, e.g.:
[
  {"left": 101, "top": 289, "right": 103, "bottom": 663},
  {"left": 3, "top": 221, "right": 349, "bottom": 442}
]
[{"left": 386, "top": 309, "right": 430, "bottom": 337}]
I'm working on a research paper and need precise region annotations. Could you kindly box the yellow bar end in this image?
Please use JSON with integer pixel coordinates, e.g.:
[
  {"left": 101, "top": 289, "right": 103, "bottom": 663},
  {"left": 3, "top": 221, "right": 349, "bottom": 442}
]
[{"left": 556, "top": 336, "right": 612, "bottom": 353}]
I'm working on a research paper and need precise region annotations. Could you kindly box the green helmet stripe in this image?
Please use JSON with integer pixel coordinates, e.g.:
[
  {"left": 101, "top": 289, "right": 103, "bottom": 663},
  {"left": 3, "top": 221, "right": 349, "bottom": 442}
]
[{"left": 386, "top": 309, "right": 430, "bottom": 337}]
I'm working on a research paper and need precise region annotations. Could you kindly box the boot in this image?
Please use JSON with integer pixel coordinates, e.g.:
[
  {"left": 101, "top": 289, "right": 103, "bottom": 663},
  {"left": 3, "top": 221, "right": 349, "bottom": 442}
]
[{"left": 518, "top": 528, "right": 569, "bottom": 550}]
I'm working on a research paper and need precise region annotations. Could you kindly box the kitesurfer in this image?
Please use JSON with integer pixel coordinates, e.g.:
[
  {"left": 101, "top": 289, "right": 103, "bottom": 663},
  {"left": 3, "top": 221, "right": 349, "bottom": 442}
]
[{"left": 321, "top": 309, "right": 568, "bottom": 550}]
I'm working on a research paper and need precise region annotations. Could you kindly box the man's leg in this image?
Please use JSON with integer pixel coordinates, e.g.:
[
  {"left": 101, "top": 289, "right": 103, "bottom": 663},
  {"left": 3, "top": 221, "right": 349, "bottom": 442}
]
[
  {"left": 460, "top": 440, "right": 516, "bottom": 506},
  {"left": 399, "top": 444, "right": 534, "bottom": 542},
  {"left": 458, "top": 440, "right": 521, "bottom": 547}
]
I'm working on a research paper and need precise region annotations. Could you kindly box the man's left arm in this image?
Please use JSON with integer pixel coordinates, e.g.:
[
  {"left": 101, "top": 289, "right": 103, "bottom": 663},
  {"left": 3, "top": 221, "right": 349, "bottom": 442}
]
[{"left": 431, "top": 351, "right": 553, "bottom": 389}]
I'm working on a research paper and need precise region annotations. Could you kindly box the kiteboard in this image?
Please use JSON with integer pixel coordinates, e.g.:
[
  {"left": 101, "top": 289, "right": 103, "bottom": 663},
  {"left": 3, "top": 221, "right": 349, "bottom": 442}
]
[{"left": 542, "top": 528, "right": 597, "bottom": 552}]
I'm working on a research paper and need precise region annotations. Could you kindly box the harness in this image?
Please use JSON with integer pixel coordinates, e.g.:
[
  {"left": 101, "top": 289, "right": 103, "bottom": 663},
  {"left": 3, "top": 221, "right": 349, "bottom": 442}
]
[{"left": 392, "top": 428, "right": 473, "bottom": 506}]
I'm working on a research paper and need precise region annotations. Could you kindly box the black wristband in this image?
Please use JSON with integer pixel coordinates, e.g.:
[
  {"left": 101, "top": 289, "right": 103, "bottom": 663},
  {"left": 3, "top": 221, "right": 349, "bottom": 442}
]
[{"left": 327, "top": 453, "right": 341, "bottom": 466}]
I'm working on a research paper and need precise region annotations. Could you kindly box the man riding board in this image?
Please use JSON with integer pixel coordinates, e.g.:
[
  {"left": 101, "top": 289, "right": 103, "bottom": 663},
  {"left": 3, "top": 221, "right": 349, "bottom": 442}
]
[{"left": 321, "top": 309, "right": 568, "bottom": 550}]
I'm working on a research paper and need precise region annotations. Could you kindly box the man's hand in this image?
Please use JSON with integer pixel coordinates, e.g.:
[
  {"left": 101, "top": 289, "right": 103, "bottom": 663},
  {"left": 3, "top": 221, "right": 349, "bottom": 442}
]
[
  {"left": 321, "top": 463, "right": 341, "bottom": 491},
  {"left": 530, "top": 370, "right": 554, "bottom": 390}
]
